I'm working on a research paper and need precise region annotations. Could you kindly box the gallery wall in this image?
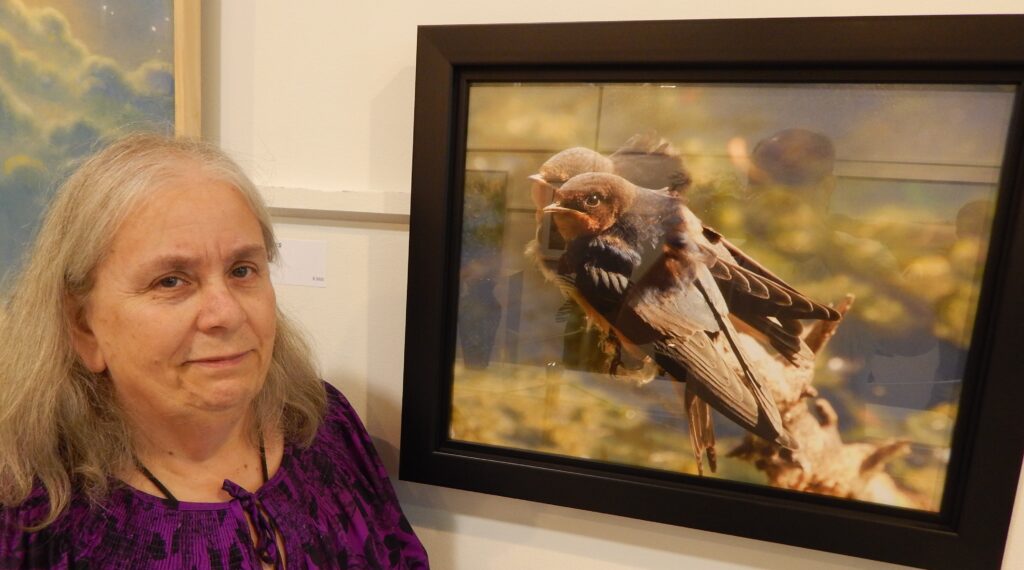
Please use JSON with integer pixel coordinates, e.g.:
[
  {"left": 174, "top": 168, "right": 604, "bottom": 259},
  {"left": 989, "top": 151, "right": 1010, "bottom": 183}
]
[{"left": 204, "top": 1, "right": 1024, "bottom": 568}]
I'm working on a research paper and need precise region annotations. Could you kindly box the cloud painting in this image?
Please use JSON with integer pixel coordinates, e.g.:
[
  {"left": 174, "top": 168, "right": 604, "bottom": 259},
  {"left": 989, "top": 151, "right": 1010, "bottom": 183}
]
[{"left": 0, "top": 0, "right": 174, "bottom": 285}]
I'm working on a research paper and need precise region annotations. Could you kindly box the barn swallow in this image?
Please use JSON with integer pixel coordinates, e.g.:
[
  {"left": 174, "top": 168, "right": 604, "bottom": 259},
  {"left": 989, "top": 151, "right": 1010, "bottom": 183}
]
[
  {"left": 543, "top": 172, "right": 837, "bottom": 473},
  {"left": 526, "top": 138, "right": 683, "bottom": 301},
  {"left": 529, "top": 137, "right": 835, "bottom": 364}
]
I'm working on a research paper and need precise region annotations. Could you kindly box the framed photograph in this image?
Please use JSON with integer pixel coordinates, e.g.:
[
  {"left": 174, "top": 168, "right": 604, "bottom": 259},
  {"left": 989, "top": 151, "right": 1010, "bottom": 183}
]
[
  {"left": 400, "top": 16, "right": 1024, "bottom": 569},
  {"left": 0, "top": 0, "right": 199, "bottom": 290}
]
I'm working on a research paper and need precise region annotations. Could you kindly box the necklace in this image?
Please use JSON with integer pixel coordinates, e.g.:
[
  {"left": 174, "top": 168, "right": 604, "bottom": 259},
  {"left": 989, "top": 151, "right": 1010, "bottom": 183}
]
[{"left": 133, "top": 433, "right": 269, "bottom": 504}]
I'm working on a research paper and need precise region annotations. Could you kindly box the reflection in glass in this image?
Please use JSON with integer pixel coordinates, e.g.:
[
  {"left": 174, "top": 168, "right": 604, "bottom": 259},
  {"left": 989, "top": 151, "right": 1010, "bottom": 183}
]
[{"left": 453, "top": 82, "right": 1014, "bottom": 511}]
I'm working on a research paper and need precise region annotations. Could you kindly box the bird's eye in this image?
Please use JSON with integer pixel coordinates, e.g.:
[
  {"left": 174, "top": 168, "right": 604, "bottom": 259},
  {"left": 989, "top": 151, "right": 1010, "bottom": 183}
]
[{"left": 584, "top": 193, "right": 602, "bottom": 207}]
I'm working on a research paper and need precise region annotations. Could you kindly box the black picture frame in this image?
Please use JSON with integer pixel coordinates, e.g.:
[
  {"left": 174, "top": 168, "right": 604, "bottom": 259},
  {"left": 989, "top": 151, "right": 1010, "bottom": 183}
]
[{"left": 400, "top": 16, "right": 1024, "bottom": 569}]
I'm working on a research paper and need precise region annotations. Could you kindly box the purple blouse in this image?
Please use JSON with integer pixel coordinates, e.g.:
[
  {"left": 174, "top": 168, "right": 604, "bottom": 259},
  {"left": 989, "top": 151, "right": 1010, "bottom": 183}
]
[{"left": 1, "top": 383, "right": 429, "bottom": 569}]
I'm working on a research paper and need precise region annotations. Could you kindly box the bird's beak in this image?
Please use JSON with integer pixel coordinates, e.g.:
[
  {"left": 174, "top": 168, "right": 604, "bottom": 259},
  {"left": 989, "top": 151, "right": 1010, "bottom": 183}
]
[
  {"left": 544, "top": 203, "right": 589, "bottom": 223},
  {"left": 542, "top": 203, "right": 574, "bottom": 215},
  {"left": 543, "top": 203, "right": 589, "bottom": 222},
  {"left": 528, "top": 174, "right": 563, "bottom": 188},
  {"left": 530, "top": 175, "right": 558, "bottom": 210}
]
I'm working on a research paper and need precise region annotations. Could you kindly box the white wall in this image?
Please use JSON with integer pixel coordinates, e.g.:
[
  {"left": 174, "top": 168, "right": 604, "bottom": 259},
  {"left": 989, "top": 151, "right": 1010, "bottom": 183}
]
[{"left": 205, "top": 2, "right": 1024, "bottom": 568}]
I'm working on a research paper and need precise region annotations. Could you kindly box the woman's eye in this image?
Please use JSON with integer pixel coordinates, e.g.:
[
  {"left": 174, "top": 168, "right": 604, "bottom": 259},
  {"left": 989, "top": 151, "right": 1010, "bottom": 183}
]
[
  {"left": 157, "top": 276, "right": 184, "bottom": 288},
  {"left": 231, "top": 265, "right": 255, "bottom": 278},
  {"left": 585, "top": 194, "right": 601, "bottom": 207}
]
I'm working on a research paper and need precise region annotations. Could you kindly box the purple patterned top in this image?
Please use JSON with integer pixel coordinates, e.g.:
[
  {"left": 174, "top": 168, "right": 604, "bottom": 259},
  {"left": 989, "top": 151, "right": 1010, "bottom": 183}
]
[{"left": 1, "top": 383, "right": 429, "bottom": 569}]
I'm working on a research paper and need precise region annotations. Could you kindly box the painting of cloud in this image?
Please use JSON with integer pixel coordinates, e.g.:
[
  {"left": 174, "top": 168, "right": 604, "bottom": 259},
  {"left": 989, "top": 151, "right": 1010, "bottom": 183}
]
[{"left": 0, "top": 0, "right": 174, "bottom": 286}]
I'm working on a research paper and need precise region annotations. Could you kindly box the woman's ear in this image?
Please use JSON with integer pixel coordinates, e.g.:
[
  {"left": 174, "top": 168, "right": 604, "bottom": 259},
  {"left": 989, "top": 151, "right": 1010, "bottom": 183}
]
[{"left": 66, "top": 297, "right": 107, "bottom": 373}]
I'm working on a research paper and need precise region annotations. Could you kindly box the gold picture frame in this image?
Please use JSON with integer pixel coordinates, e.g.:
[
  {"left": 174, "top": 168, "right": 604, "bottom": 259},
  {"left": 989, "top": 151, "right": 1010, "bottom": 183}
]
[{"left": 174, "top": 0, "right": 201, "bottom": 137}]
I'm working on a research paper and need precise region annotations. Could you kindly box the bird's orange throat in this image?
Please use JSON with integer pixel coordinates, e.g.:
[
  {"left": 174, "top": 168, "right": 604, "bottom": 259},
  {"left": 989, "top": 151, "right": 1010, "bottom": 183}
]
[{"left": 547, "top": 207, "right": 599, "bottom": 241}]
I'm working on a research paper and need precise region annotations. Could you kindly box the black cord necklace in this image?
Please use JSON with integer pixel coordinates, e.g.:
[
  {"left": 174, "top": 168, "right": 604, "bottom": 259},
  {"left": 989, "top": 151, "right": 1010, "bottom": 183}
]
[{"left": 134, "top": 433, "right": 269, "bottom": 505}]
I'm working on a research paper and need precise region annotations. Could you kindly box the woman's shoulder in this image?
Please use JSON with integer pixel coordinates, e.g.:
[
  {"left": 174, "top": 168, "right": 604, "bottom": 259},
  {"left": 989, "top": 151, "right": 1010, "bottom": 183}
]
[
  {"left": 315, "top": 382, "right": 376, "bottom": 440},
  {"left": 1, "top": 485, "right": 79, "bottom": 567},
  {"left": 316, "top": 381, "right": 376, "bottom": 452},
  {"left": 321, "top": 379, "right": 347, "bottom": 407},
  {"left": 282, "top": 383, "right": 430, "bottom": 568},
  {"left": 320, "top": 381, "right": 361, "bottom": 426},
  {"left": 301, "top": 381, "right": 392, "bottom": 490},
  {"left": 1, "top": 484, "right": 85, "bottom": 531}
]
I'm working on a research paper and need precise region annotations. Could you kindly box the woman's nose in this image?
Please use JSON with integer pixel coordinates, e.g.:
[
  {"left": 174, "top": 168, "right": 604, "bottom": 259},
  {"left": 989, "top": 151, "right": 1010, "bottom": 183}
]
[{"left": 195, "top": 280, "right": 246, "bottom": 331}]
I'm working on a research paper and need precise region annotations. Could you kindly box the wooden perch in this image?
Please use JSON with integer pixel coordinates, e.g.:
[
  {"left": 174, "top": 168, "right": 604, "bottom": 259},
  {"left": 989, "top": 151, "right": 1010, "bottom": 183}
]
[{"left": 728, "top": 294, "right": 925, "bottom": 509}]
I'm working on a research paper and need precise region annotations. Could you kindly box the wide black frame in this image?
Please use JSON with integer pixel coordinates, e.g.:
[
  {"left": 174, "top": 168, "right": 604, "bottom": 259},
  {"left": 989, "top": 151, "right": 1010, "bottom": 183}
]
[{"left": 400, "top": 16, "right": 1024, "bottom": 569}]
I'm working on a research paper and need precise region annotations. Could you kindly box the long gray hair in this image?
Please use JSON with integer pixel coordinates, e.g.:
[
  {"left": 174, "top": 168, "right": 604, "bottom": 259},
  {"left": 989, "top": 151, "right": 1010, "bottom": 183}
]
[{"left": 0, "top": 133, "right": 326, "bottom": 527}]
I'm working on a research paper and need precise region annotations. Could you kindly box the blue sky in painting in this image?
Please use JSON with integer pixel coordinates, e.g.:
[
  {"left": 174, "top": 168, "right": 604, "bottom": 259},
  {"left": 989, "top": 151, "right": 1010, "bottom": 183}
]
[
  {"left": 21, "top": 0, "right": 173, "bottom": 67},
  {"left": 0, "top": 0, "right": 174, "bottom": 284}
]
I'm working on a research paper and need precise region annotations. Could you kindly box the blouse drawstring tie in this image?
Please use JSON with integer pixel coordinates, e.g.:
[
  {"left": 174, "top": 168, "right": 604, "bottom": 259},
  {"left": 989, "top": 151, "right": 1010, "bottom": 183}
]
[{"left": 222, "top": 479, "right": 280, "bottom": 567}]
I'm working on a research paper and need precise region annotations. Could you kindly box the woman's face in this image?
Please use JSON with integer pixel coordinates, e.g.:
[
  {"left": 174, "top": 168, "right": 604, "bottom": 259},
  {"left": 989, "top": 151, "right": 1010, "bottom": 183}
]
[{"left": 71, "top": 168, "right": 277, "bottom": 419}]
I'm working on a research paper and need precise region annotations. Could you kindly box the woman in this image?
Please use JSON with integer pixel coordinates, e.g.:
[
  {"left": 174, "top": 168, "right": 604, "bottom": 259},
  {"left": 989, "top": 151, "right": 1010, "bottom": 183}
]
[{"left": 0, "top": 133, "right": 429, "bottom": 568}]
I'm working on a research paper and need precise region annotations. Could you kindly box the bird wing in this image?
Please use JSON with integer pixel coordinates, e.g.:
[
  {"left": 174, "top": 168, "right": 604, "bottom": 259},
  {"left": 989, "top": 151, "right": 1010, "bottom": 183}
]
[
  {"left": 616, "top": 250, "right": 794, "bottom": 448},
  {"left": 701, "top": 226, "right": 840, "bottom": 321},
  {"left": 697, "top": 224, "right": 839, "bottom": 363},
  {"left": 557, "top": 229, "right": 638, "bottom": 311}
]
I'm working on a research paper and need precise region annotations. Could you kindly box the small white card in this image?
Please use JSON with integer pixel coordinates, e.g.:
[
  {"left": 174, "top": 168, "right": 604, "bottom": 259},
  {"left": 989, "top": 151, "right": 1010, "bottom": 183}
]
[{"left": 271, "top": 239, "right": 327, "bottom": 288}]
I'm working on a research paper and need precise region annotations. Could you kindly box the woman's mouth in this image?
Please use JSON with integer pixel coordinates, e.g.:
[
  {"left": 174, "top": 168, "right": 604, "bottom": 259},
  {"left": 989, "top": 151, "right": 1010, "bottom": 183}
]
[{"left": 187, "top": 351, "right": 251, "bottom": 368}]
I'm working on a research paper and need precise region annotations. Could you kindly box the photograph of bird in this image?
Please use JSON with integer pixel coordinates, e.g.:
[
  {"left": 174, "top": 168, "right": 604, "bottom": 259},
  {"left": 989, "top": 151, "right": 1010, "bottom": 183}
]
[
  {"left": 447, "top": 80, "right": 991, "bottom": 512},
  {"left": 542, "top": 171, "right": 839, "bottom": 473},
  {"left": 529, "top": 137, "right": 836, "bottom": 365}
]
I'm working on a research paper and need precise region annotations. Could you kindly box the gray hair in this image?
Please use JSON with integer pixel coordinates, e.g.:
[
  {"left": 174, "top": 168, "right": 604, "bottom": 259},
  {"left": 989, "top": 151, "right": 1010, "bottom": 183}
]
[{"left": 0, "top": 133, "right": 326, "bottom": 528}]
